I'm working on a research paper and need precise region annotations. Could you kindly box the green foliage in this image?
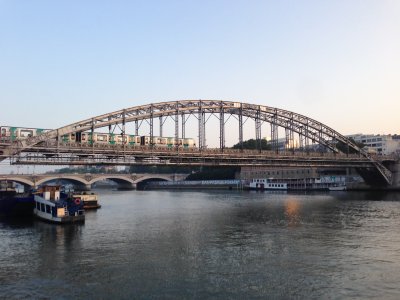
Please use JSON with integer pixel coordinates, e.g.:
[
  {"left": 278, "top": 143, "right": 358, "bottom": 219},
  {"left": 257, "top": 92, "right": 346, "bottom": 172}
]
[
  {"left": 336, "top": 138, "right": 365, "bottom": 154},
  {"left": 232, "top": 139, "right": 272, "bottom": 150}
]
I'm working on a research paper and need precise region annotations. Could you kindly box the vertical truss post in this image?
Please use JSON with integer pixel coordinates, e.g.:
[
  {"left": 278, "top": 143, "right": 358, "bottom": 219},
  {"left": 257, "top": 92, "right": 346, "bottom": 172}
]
[
  {"left": 198, "top": 101, "right": 206, "bottom": 150},
  {"left": 91, "top": 118, "right": 95, "bottom": 147},
  {"left": 198, "top": 101, "right": 203, "bottom": 150},
  {"left": 285, "top": 118, "right": 294, "bottom": 153},
  {"left": 299, "top": 130, "right": 305, "bottom": 151},
  {"left": 285, "top": 128, "right": 294, "bottom": 152},
  {"left": 319, "top": 126, "right": 323, "bottom": 152},
  {"left": 159, "top": 116, "right": 163, "bottom": 137},
  {"left": 255, "top": 106, "right": 262, "bottom": 153},
  {"left": 175, "top": 102, "right": 179, "bottom": 150},
  {"left": 305, "top": 121, "right": 310, "bottom": 151},
  {"left": 122, "top": 110, "right": 126, "bottom": 157},
  {"left": 122, "top": 110, "right": 126, "bottom": 141},
  {"left": 135, "top": 109, "right": 139, "bottom": 136},
  {"left": 57, "top": 129, "right": 60, "bottom": 152},
  {"left": 239, "top": 103, "right": 243, "bottom": 152},
  {"left": 202, "top": 110, "right": 206, "bottom": 149},
  {"left": 149, "top": 105, "right": 154, "bottom": 148},
  {"left": 219, "top": 102, "right": 225, "bottom": 152},
  {"left": 332, "top": 136, "right": 337, "bottom": 157},
  {"left": 285, "top": 128, "right": 289, "bottom": 151},
  {"left": 271, "top": 110, "right": 279, "bottom": 153},
  {"left": 181, "top": 113, "right": 185, "bottom": 139}
]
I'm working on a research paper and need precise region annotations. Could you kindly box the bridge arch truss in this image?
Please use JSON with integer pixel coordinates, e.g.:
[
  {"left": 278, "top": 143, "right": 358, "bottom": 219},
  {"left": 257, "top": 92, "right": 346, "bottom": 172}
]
[{"left": 2, "top": 100, "right": 393, "bottom": 184}]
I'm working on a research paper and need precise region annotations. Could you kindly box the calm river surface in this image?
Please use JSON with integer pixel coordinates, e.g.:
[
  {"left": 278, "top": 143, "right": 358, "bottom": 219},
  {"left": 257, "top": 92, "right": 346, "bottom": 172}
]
[{"left": 1, "top": 190, "right": 400, "bottom": 299}]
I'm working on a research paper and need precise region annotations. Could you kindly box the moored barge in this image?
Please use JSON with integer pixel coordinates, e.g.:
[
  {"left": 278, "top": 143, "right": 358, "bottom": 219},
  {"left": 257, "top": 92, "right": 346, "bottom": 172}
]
[{"left": 33, "top": 186, "right": 85, "bottom": 223}]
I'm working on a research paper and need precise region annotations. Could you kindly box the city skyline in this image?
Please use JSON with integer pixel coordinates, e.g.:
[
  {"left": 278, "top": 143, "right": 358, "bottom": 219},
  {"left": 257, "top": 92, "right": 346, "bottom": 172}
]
[{"left": 1, "top": 1, "right": 399, "bottom": 140}]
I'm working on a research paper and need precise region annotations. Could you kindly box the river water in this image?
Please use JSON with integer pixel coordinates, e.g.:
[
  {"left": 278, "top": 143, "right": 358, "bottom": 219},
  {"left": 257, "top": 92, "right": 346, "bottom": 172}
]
[{"left": 1, "top": 189, "right": 400, "bottom": 299}]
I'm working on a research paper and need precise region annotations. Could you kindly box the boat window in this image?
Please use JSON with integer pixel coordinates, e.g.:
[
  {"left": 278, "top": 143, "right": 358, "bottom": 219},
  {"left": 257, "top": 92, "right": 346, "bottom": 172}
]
[
  {"left": 36, "top": 202, "right": 40, "bottom": 210},
  {"left": 40, "top": 203, "right": 45, "bottom": 212},
  {"left": 46, "top": 205, "right": 51, "bottom": 213}
]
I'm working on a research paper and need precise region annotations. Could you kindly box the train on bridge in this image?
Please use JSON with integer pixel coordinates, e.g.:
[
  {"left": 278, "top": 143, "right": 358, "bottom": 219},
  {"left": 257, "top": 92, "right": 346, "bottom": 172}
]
[{"left": 0, "top": 126, "right": 197, "bottom": 149}]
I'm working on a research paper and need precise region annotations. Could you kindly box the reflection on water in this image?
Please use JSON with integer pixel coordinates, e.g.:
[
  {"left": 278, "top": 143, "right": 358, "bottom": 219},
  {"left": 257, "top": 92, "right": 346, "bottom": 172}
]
[
  {"left": 284, "top": 198, "right": 301, "bottom": 226},
  {"left": 1, "top": 190, "right": 400, "bottom": 299}
]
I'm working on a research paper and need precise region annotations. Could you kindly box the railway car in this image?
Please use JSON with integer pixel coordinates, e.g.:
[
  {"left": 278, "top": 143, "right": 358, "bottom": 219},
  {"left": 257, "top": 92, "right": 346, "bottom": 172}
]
[
  {"left": 61, "top": 132, "right": 142, "bottom": 146},
  {"left": 128, "top": 135, "right": 141, "bottom": 145},
  {"left": 0, "top": 126, "right": 50, "bottom": 142},
  {"left": 0, "top": 126, "right": 197, "bottom": 149},
  {"left": 183, "top": 138, "right": 196, "bottom": 148},
  {"left": 139, "top": 136, "right": 196, "bottom": 148},
  {"left": 93, "top": 133, "right": 109, "bottom": 144},
  {"left": 0, "top": 126, "right": 11, "bottom": 142}
]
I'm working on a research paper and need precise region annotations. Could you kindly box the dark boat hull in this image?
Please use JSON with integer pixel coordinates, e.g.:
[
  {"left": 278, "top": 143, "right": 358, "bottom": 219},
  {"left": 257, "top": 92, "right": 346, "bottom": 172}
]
[{"left": 0, "top": 191, "right": 34, "bottom": 217}]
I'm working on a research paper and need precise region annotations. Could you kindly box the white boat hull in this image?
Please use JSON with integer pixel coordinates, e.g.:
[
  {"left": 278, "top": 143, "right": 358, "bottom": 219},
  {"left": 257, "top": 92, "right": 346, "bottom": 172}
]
[{"left": 329, "top": 186, "right": 346, "bottom": 191}]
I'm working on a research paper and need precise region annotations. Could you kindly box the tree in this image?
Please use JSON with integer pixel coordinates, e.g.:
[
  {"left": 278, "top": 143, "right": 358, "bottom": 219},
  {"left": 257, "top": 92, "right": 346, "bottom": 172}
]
[
  {"left": 232, "top": 138, "right": 272, "bottom": 150},
  {"left": 336, "top": 138, "right": 365, "bottom": 154}
]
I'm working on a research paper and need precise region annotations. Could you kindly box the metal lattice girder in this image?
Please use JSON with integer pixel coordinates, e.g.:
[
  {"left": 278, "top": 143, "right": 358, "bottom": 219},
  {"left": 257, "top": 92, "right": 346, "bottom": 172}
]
[
  {"left": 238, "top": 103, "right": 243, "bottom": 150},
  {"left": 0, "top": 100, "right": 375, "bottom": 154},
  {"left": 2, "top": 99, "right": 392, "bottom": 184}
]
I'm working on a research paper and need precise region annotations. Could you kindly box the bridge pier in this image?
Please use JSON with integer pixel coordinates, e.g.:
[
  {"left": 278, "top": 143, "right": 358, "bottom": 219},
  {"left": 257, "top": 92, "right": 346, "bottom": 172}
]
[{"left": 389, "top": 160, "right": 400, "bottom": 189}]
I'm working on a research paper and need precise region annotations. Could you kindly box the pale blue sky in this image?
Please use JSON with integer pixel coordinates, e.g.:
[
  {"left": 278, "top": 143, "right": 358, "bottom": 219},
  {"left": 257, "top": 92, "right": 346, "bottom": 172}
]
[{"left": 0, "top": 0, "right": 399, "bottom": 142}]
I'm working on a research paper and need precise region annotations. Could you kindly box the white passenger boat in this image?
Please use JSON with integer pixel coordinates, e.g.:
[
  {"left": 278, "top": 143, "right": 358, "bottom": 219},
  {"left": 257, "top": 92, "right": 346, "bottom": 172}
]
[
  {"left": 248, "top": 178, "right": 288, "bottom": 190},
  {"left": 33, "top": 186, "right": 85, "bottom": 223}
]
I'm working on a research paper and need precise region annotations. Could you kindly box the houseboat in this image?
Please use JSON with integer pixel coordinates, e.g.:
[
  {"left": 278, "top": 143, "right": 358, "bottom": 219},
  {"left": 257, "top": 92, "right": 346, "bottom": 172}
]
[
  {"left": 33, "top": 185, "right": 85, "bottom": 223},
  {"left": 73, "top": 192, "right": 101, "bottom": 209},
  {"left": 248, "top": 178, "right": 288, "bottom": 191}
]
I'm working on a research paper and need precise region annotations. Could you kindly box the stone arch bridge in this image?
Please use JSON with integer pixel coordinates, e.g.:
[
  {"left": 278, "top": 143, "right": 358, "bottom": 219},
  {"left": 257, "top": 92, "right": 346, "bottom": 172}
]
[{"left": 0, "top": 173, "right": 188, "bottom": 190}]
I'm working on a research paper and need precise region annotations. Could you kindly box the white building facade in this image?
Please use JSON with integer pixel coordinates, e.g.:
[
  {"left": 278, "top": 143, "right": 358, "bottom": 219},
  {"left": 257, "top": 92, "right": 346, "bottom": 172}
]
[{"left": 346, "top": 134, "right": 400, "bottom": 155}]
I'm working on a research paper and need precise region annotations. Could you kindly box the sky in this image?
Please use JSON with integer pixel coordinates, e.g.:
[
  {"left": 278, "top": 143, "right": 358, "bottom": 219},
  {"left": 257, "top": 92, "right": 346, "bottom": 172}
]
[{"left": 0, "top": 0, "right": 399, "bottom": 165}]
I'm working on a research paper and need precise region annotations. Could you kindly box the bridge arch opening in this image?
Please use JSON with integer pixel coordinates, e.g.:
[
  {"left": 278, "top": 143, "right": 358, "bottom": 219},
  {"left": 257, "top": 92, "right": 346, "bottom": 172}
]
[
  {"left": 36, "top": 177, "right": 90, "bottom": 191},
  {"left": 0, "top": 178, "right": 34, "bottom": 192},
  {"left": 90, "top": 177, "right": 135, "bottom": 190},
  {"left": 136, "top": 177, "right": 169, "bottom": 190}
]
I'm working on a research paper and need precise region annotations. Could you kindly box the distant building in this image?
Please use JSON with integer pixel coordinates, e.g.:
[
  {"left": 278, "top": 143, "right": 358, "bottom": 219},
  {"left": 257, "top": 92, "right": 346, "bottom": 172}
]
[{"left": 346, "top": 134, "right": 400, "bottom": 155}]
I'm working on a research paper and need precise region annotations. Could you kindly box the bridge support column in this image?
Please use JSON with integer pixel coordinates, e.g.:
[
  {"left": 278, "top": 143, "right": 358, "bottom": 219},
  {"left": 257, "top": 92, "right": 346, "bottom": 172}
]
[
  {"left": 389, "top": 160, "right": 400, "bottom": 188},
  {"left": 239, "top": 103, "right": 243, "bottom": 152},
  {"left": 159, "top": 116, "right": 163, "bottom": 137},
  {"left": 255, "top": 106, "right": 261, "bottom": 152},
  {"left": 220, "top": 103, "right": 225, "bottom": 152},
  {"left": 198, "top": 105, "right": 205, "bottom": 150}
]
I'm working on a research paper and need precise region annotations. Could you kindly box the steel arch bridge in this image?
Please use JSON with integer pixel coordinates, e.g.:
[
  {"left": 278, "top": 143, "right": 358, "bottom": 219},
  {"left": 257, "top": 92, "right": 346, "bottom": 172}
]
[{"left": 0, "top": 100, "right": 393, "bottom": 185}]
